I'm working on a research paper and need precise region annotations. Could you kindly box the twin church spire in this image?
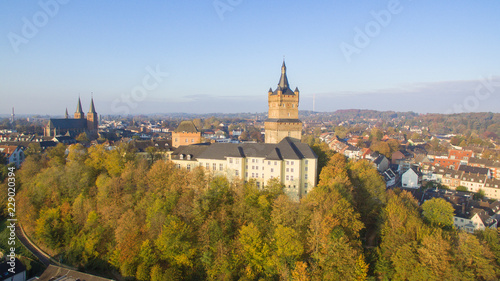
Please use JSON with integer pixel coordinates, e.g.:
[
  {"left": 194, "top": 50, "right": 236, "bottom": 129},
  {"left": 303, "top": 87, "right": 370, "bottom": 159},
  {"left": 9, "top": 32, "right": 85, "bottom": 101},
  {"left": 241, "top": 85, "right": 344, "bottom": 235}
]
[{"left": 74, "top": 96, "right": 96, "bottom": 119}]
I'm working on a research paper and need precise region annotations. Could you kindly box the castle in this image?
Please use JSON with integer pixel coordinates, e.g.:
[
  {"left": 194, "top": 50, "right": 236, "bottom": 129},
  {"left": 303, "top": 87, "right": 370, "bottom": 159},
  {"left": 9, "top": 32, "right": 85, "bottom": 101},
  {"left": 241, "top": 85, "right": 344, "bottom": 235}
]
[
  {"left": 170, "top": 61, "right": 316, "bottom": 201},
  {"left": 44, "top": 97, "right": 98, "bottom": 137}
]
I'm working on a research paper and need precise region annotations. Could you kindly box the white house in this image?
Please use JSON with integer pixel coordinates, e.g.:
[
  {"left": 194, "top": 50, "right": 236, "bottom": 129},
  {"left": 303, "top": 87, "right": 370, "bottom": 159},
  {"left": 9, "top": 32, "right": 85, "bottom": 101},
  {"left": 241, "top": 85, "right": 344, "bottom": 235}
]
[
  {"left": 0, "top": 145, "right": 24, "bottom": 168},
  {"left": 401, "top": 166, "right": 422, "bottom": 189},
  {"left": 454, "top": 208, "right": 497, "bottom": 233}
]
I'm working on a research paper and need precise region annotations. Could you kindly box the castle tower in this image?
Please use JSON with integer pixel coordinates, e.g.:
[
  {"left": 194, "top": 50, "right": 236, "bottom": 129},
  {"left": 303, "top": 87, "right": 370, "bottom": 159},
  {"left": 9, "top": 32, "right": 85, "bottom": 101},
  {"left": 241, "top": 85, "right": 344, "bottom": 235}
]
[
  {"left": 87, "top": 97, "right": 98, "bottom": 133},
  {"left": 264, "top": 60, "right": 302, "bottom": 143},
  {"left": 74, "top": 97, "right": 85, "bottom": 119}
]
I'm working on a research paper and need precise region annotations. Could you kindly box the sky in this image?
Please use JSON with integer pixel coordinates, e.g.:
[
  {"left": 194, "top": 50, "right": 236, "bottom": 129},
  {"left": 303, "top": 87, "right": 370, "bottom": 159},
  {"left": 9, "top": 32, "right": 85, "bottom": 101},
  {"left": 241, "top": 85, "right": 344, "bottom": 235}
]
[{"left": 1, "top": 0, "right": 500, "bottom": 116}]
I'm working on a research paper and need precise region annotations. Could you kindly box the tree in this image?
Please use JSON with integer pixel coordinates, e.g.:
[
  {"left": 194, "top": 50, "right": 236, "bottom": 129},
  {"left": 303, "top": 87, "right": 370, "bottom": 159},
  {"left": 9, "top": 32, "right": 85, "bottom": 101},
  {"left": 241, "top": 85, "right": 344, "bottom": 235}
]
[
  {"left": 238, "top": 222, "right": 270, "bottom": 278},
  {"left": 155, "top": 215, "right": 195, "bottom": 269},
  {"left": 456, "top": 186, "right": 468, "bottom": 192},
  {"left": 473, "top": 189, "right": 486, "bottom": 200},
  {"left": 76, "top": 132, "right": 90, "bottom": 144},
  {"left": 454, "top": 232, "right": 498, "bottom": 280},
  {"left": 421, "top": 198, "right": 454, "bottom": 229}
]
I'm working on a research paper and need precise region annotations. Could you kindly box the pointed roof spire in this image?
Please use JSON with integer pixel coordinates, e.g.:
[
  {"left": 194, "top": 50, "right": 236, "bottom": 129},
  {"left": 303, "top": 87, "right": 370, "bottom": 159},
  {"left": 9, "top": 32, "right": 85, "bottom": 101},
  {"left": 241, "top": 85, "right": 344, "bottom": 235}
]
[
  {"left": 76, "top": 97, "right": 83, "bottom": 113},
  {"left": 89, "top": 93, "right": 96, "bottom": 113},
  {"left": 278, "top": 59, "right": 290, "bottom": 90},
  {"left": 65, "top": 108, "right": 69, "bottom": 119}
]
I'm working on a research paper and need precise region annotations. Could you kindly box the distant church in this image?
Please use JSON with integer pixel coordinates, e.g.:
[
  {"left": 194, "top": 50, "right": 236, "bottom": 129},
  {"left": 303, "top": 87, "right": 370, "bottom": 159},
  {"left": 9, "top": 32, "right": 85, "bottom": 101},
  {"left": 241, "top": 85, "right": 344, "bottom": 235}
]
[
  {"left": 264, "top": 60, "right": 302, "bottom": 143},
  {"left": 44, "top": 97, "right": 98, "bottom": 137}
]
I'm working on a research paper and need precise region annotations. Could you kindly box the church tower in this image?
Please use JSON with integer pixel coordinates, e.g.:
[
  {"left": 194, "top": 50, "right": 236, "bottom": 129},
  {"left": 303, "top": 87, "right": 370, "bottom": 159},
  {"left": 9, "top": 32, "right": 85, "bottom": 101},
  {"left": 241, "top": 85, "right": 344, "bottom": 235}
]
[
  {"left": 87, "top": 97, "right": 98, "bottom": 133},
  {"left": 74, "top": 97, "right": 85, "bottom": 119},
  {"left": 264, "top": 61, "right": 302, "bottom": 143}
]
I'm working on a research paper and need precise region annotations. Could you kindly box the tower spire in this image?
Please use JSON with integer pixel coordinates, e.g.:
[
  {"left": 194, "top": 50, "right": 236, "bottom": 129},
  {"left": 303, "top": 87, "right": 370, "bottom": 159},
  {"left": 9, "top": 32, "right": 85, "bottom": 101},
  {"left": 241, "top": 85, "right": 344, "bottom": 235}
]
[
  {"left": 76, "top": 97, "right": 83, "bottom": 114},
  {"left": 89, "top": 93, "right": 96, "bottom": 113},
  {"left": 65, "top": 108, "right": 69, "bottom": 119},
  {"left": 74, "top": 96, "right": 85, "bottom": 119},
  {"left": 278, "top": 59, "right": 289, "bottom": 90}
]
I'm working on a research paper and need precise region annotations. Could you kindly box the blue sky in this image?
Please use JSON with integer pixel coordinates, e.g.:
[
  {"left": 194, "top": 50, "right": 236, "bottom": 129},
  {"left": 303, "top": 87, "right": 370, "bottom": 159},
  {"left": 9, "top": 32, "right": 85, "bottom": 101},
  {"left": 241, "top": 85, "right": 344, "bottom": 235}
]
[{"left": 1, "top": 0, "right": 499, "bottom": 115}]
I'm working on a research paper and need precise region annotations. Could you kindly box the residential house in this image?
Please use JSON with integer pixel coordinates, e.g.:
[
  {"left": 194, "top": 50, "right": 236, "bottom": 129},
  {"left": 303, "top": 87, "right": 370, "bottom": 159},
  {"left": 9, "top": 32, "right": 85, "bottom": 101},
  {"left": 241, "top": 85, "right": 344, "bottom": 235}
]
[
  {"left": 401, "top": 166, "right": 422, "bottom": 189},
  {"left": 454, "top": 207, "right": 497, "bottom": 233},
  {"left": 433, "top": 158, "right": 462, "bottom": 170},
  {"left": 0, "top": 145, "right": 24, "bottom": 168},
  {"left": 484, "top": 179, "right": 500, "bottom": 200},
  {"left": 343, "top": 145, "right": 363, "bottom": 160},
  {"left": 458, "top": 165, "right": 491, "bottom": 178},
  {"left": 459, "top": 173, "right": 487, "bottom": 193},
  {"left": 392, "top": 150, "right": 414, "bottom": 172},
  {"left": 373, "top": 155, "right": 389, "bottom": 172},
  {"left": 468, "top": 157, "right": 500, "bottom": 179},
  {"left": 448, "top": 149, "right": 474, "bottom": 161},
  {"left": 382, "top": 168, "right": 397, "bottom": 187}
]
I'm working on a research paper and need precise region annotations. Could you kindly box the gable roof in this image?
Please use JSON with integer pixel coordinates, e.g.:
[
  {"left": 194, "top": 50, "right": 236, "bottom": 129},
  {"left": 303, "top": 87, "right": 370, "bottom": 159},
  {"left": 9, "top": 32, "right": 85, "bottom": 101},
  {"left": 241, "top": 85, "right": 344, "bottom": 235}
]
[
  {"left": 48, "top": 118, "right": 87, "bottom": 130},
  {"left": 171, "top": 137, "right": 316, "bottom": 162},
  {"left": 174, "top": 121, "right": 199, "bottom": 133},
  {"left": 458, "top": 165, "right": 490, "bottom": 175}
]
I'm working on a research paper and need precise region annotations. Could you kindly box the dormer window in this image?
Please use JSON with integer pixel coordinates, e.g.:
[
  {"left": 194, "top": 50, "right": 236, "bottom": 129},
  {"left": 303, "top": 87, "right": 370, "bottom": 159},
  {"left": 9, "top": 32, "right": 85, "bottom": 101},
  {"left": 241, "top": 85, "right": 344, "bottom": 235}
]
[
  {"left": 179, "top": 154, "right": 184, "bottom": 160},
  {"left": 187, "top": 154, "right": 191, "bottom": 160}
]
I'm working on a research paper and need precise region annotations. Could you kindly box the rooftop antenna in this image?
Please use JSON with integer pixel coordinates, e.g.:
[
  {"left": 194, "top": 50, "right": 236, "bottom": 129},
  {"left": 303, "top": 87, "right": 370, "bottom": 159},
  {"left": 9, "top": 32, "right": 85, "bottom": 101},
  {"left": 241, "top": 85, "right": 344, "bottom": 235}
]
[{"left": 11, "top": 107, "right": 15, "bottom": 123}]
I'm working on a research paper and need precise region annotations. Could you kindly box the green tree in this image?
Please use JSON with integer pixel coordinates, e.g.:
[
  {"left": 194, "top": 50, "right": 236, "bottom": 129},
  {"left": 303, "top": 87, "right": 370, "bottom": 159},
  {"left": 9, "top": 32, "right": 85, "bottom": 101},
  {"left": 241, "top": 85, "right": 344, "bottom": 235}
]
[
  {"left": 421, "top": 198, "right": 454, "bottom": 229},
  {"left": 155, "top": 215, "right": 196, "bottom": 269}
]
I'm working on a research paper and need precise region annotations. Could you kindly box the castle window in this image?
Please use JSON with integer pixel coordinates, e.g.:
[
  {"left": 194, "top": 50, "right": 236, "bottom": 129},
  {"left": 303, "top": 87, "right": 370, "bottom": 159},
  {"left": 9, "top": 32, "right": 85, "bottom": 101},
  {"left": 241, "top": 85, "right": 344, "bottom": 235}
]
[
  {"left": 213, "top": 163, "right": 217, "bottom": 171},
  {"left": 286, "top": 175, "right": 289, "bottom": 180},
  {"left": 305, "top": 173, "right": 308, "bottom": 179},
  {"left": 179, "top": 154, "right": 184, "bottom": 160},
  {"left": 219, "top": 164, "right": 223, "bottom": 171},
  {"left": 187, "top": 155, "right": 191, "bottom": 160},
  {"left": 271, "top": 168, "right": 274, "bottom": 173},
  {"left": 290, "top": 175, "right": 294, "bottom": 181},
  {"left": 235, "top": 170, "right": 239, "bottom": 176},
  {"left": 229, "top": 158, "right": 233, "bottom": 164},
  {"left": 187, "top": 164, "right": 191, "bottom": 171},
  {"left": 274, "top": 161, "right": 277, "bottom": 165},
  {"left": 286, "top": 168, "right": 289, "bottom": 172},
  {"left": 206, "top": 163, "right": 210, "bottom": 169},
  {"left": 185, "top": 139, "right": 188, "bottom": 143}
]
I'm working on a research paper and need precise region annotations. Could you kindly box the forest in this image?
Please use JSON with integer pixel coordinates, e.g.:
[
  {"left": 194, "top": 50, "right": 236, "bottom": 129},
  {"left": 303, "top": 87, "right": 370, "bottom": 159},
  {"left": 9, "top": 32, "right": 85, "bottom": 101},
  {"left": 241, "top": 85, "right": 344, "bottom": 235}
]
[{"left": 1, "top": 142, "right": 499, "bottom": 280}]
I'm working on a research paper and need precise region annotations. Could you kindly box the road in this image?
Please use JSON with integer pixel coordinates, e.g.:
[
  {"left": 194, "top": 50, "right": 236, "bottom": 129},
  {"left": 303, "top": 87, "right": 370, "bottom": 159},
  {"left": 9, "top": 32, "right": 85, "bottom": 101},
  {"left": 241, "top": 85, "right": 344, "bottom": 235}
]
[{"left": 15, "top": 223, "right": 52, "bottom": 267}]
